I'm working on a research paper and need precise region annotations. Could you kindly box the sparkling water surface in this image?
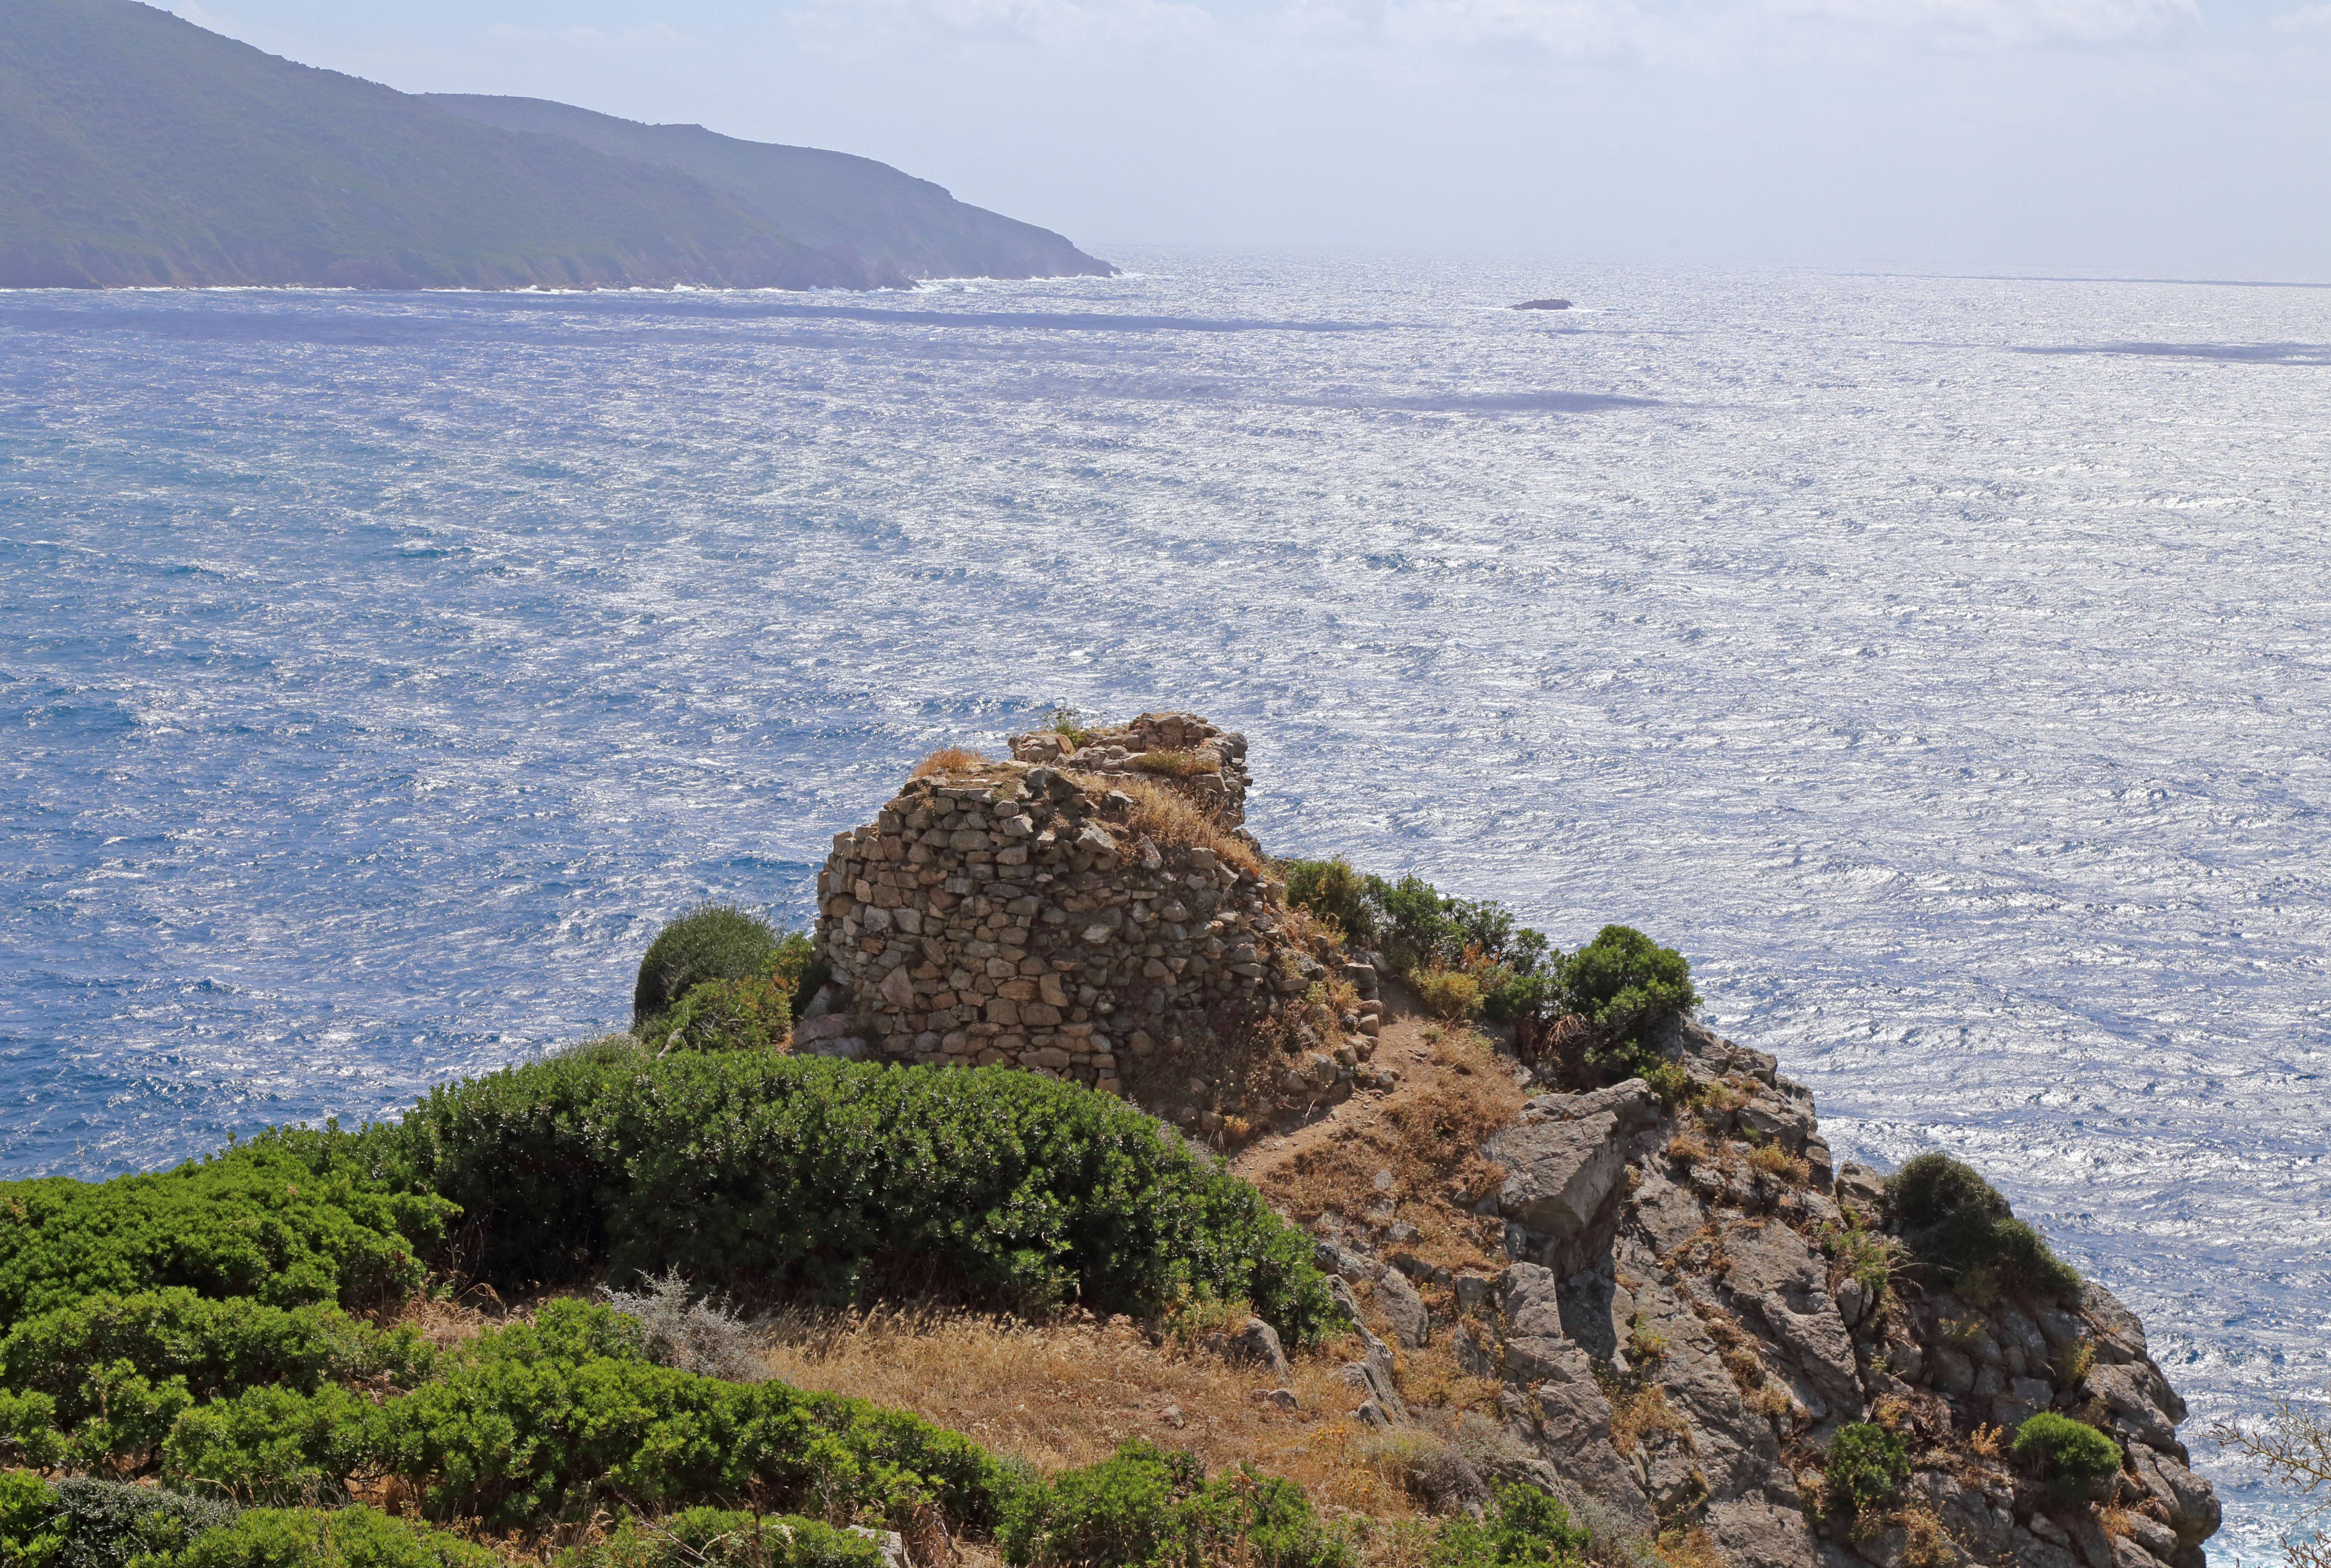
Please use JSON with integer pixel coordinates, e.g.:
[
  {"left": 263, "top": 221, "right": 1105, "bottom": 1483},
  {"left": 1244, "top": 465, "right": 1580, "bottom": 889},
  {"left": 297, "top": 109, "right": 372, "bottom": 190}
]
[{"left": 3, "top": 254, "right": 2326, "bottom": 1554}]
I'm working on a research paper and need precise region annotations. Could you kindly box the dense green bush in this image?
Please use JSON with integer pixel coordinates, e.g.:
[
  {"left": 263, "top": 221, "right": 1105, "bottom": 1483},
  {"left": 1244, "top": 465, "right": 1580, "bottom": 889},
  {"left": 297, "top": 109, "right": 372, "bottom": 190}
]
[
  {"left": 1882, "top": 1154, "right": 2082, "bottom": 1302},
  {"left": 371, "top": 1054, "right": 1331, "bottom": 1343},
  {"left": 165, "top": 1507, "right": 493, "bottom": 1568},
  {"left": 1555, "top": 926, "right": 1697, "bottom": 1054},
  {"left": 159, "top": 1300, "right": 1001, "bottom": 1534},
  {"left": 0, "top": 1150, "right": 453, "bottom": 1325},
  {"left": 1426, "top": 1482, "right": 1591, "bottom": 1568},
  {"left": 633, "top": 904, "right": 784, "bottom": 1028},
  {"left": 1001, "top": 1439, "right": 1351, "bottom": 1568},
  {"left": 1823, "top": 1422, "right": 1909, "bottom": 1516},
  {"left": 556, "top": 1508, "right": 884, "bottom": 1568},
  {"left": 2, "top": 1470, "right": 63, "bottom": 1568},
  {"left": 2, "top": 1290, "right": 435, "bottom": 1435},
  {"left": 647, "top": 975, "right": 795, "bottom": 1054},
  {"left": 2012, "top": 1414, "right": 2122, "bottom": 1495},
  {"left": 1282, "top": 859, "right": 1376, "bottom": 944},
  {"left": 27, "top": 1477, "right": 238, "bottom": 1568}
]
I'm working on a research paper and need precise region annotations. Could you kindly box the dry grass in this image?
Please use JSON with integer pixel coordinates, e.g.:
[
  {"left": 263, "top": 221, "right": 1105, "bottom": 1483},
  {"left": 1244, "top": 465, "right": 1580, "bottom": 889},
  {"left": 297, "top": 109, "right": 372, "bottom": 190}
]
[
  {"left": 750, "top": 1303, "right": 1427, "bottom": 1528},
  {"left": 1653, "top": 1525, "right": 1722, "bottom": 1568},
  {"left": 1132, "top": 748, "right": 1219, "bottom": 779},
  {"left": 1967, "top": 1423, "right": 2006, "bottom": 1460},
  {"left": 1664, "top": 1132, "right": 1711, "bottom": 1169},
  {"left": 1607, "top": 1383, "right": 1687, "bottom": 1454},
  {"left": 1249, "top": 1034, "right": 1524, "bottom": 1280},
  {"left": 1066, "top": 770, "right": 1265, "bottom": 879},
  {"left": 1745, "top": 1142, "right": 1812, "bottom": 1186},
  {"left": 913, "top": 746, "right": 992, "bottom": 779}
]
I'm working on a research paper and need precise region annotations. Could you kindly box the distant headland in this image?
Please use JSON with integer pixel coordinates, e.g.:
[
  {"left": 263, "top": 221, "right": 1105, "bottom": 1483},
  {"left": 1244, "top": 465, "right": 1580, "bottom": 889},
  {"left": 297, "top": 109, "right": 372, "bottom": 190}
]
[{"left": 0, "top": 0, "right": 1115, "bottom": 292}]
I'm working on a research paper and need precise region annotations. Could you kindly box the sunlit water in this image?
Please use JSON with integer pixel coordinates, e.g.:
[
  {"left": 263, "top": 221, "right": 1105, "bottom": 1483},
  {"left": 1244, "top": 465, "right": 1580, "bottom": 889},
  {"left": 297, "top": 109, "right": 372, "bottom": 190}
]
[{"left": 3, "top": 254, "right": 2326, "bottom": 1554}]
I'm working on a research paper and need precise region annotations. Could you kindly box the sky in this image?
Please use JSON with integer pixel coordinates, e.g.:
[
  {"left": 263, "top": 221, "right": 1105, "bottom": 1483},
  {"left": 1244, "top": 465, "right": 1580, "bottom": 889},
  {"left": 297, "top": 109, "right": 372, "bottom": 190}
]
[{"left": 163, "top": 0, "right": 2331, "bottom": 278}]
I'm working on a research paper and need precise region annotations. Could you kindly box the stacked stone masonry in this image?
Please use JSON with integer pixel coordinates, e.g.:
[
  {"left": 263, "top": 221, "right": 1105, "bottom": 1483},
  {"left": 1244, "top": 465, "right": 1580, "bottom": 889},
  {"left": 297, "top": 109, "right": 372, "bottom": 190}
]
[{"left": 808, "top": 714, "right": 1363, "bottom": 1110}]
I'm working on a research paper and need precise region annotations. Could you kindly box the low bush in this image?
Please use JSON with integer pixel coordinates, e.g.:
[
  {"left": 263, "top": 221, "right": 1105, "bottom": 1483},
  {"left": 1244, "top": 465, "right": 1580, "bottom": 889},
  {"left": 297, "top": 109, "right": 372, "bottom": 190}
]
[
  {"left": 912, "top": 747, "right": 990, "bottom": 780},
  {"left": 556, "top": 1508, "right": 885, "bottom": 1568},
  {"left": 2012, "top": 1414, "right": 2122, "bottom": 1496},
  {"left": 164, "top": 1507, "right": 494, "bottom": 1568},
  {"left": 602, "top": 1269, "right": 767, "bottom": 1383},
  {"left": 1556, "top": 926, "right": 1697, "bottom": 1065},
  {"left": 1415, "top": 968, "right": 1484, "bottom": 1021},
  {"left": 1281, "top": 859, "right": 1375, "bottom": 944},
  {"left": 1881, "top": 1155, "right": 2081, "bottom": 1302},
  {"left": 371, "top": 1054, "right": 1331, "bottom": 1343},
  {"left": 2, "top": 1470, "right": 62, "bottom": 1568},
  {"left": 633, "top": 904, "right": 783, "bottom": 1029},
  {"left": 1001, "top": 1439, "right": 1351, "bottom": 1568},
  {"left": 1824, "top": 1422, "right": 1909, "bottom": 1516},
  {"left": 644, "top": 974, "right": 795, "bottom": 1054},
  {"left": 156, "top": 1301, "right": 1002, "bottom": 1534},
  {"left": 1, "top": 1290, "right": 435, "bottom": 1436},
  {"left": 1428, "top": 1482, "right": 1591, "bottom": 1568},
  {"left": 30, "top": 1476, "right": 239, "bottom": 1568},
  {"left": 0, "top": 1149, "right": 453, "bottom": 1324}
]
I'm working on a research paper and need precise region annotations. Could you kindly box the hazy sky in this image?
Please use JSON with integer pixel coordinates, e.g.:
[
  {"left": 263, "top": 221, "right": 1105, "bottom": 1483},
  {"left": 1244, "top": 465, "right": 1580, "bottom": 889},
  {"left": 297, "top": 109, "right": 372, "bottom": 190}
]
[{"left": 164, "top": 0, "right": 2329, "bottom": 278}]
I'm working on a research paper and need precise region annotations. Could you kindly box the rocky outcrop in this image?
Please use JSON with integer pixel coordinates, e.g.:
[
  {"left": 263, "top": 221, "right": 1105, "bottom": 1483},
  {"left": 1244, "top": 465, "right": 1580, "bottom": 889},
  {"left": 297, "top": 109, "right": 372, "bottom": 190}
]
[
  {"left": 1312, "top": 1012, "right": 2217, "bottom": 1568},
  {"left": 1431, "top": 1016, "right": 2219, "bottom": 1568}
]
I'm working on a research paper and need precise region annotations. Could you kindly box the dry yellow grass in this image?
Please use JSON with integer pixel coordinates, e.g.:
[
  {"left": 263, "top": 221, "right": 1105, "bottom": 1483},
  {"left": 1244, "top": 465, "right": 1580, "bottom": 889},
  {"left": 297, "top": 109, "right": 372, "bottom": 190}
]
[
  {"left": 913, "top": 745, "right": 992, "bottom": 779},
  {"left": 751, "top": 1304, "right": 1427, "bottom": 1527},
  {"left": 1065, "top": 770, "right": 1265, "bottom": 879}
]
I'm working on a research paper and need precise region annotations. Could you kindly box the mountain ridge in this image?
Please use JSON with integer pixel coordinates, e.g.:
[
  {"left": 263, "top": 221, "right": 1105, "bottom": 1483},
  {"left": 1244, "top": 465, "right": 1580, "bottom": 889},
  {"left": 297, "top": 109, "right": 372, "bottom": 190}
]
[{"left": 0, "top": 0, "right": 1111, "bottom": 290}]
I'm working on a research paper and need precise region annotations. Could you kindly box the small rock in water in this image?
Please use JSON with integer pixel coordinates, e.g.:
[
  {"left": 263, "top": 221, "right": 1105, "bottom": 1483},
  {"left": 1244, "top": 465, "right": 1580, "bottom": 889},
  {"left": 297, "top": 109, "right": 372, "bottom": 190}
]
[{"left": 1511, "top": 297, "right": 1573, "bottom": 310}]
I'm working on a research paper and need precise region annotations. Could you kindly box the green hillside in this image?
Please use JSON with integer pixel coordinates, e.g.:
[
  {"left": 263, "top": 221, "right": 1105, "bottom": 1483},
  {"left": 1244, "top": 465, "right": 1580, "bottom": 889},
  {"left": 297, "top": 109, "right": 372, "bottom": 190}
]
[
  {"left": 0, "top": 0, "right": 1106, "bottom": 289},
  {"left": 425, "top": 94, "right": 1116, "bottom": 282}
]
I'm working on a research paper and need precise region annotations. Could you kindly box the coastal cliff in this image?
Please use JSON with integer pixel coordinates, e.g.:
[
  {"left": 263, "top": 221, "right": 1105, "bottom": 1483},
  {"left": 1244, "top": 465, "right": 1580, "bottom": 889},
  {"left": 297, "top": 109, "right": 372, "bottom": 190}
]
[{"left": 0, "top": 708, "right": 2221, "bottom": 1568}]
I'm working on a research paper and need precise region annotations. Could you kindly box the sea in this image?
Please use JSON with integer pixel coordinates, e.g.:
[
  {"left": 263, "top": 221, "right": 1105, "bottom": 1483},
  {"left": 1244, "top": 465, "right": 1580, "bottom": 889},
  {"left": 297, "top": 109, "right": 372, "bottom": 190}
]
[{"left": 2, "top": 252, "right": 2325, "bottom": 1556}]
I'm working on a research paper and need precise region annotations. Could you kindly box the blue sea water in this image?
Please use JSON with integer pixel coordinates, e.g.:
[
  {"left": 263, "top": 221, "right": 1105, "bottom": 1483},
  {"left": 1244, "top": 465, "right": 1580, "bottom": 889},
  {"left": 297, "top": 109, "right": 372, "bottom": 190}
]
[{"left": 2, "top": 253, "right": 2326, "bottom": 1553}]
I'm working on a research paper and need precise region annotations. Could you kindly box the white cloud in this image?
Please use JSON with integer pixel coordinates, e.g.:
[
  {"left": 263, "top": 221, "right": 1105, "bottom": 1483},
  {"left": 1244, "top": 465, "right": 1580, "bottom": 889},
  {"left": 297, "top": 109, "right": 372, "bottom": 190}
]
[
  {"left": 1765, "top": 0, "right": 2198, "bottom": 46},
  {"left": 481, "top": 22, "right": 701, "bottom": 52},
  {"left": 800, "top": 0, "right": 1221, "bottom": 53},
  {"left": 2267, "top": 1, "right": 2331, "bottom": 28}
]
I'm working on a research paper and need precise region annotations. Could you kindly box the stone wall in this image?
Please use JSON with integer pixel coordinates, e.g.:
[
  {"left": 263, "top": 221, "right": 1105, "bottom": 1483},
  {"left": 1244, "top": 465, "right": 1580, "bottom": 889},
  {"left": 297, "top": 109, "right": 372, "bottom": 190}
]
[{"left": 798, "top": 711, "right": 1385, "bottom": 1122}]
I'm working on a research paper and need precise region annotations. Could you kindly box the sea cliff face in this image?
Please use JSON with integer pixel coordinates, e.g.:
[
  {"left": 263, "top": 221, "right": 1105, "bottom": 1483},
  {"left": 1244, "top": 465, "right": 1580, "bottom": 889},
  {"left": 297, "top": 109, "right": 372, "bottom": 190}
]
[{"left": 1297, "top": 1008, "right": 2220, "bottom": 1568}]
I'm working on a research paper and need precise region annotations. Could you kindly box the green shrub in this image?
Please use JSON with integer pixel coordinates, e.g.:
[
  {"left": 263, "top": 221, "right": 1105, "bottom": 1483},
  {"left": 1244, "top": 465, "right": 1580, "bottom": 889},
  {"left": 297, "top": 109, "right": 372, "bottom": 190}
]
[
  {"left": 556, "top": 1508, "right": 884, "bottom": 1568},
  {"left": 633, "top": 904, "right": 783, "bottom": 1029},
  {"left": 1, "top": 1393, "right": 65, "bottom": 1469},
  {"left": 1823, "top": 1422, "right": 1908, "bottom": 1516},
  {"left": 2012, "top": 1414, "right": 2122, "bottom": 1495},
  {"left": 2, "top": 1470, "right": 62, "bottom": 1568},
  {"left": 0, "top": 1149, "right": 453, "bottom": 1324},
  {"left": 643, "top": 975, "right": 795, "bottom": 1054},
  {"left": 371, "top": 1055, "right": 1331, "bottom": 1343},
  {"left": 164, "top": 1506, "right": 493, "bottom": 1568},
  {"left": 2, "top": 1290, "right": 435, "bottom": 1438},
  {"left": 149, "top": 1301, "right": 1000, "bottom": 1535},
  {"left": 162, "top": 1382, "right": 381, "bottom": 1505},
  {"left": 1415, "top": 969, "right": 1483, "bottom": 1021},
  {"left": 36, "top": 1477, "right": 237, "bottom": 1568},
  {"left": 1283, "top": 860, "right": 1375, "bottom": 943},
  {"left": 1427, "top": 1482, "right": 1590, "bottom": 1568},
  {"left": 1556, "top": 927, "right": 1697, "bottom": 1042},
  {"left": 1881, "top": 1155, "right": 2081, "bottom": 1302},
  {"left": 771, "top": 932, "right": 830, "bottom": 1006},
  {"left": 1001, "top": 1439, "right": 1349, "bottom": 1568}
]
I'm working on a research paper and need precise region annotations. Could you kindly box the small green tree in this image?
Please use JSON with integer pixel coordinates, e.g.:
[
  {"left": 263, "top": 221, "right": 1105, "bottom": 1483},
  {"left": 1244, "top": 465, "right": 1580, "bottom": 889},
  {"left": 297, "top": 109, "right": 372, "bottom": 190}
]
[
  {"left": 1428, "top": 1481, "right": 1590, "bottom": 1568},
  {"left": 1824, "top": 1422, "right": 1909, "bottom": 1516},
  {"left": 1882, "top": 1154, "right": 2081, "bottom": 1302},
  {"left": 632, "top": 903, "right": 782, "bottom": 1028},
  {"left": 1283, "top": 858, "right": 1375, "bottom": 943},
  {"left": 2012, "top": 1413, "right": 2122, "bottom": 1498}
]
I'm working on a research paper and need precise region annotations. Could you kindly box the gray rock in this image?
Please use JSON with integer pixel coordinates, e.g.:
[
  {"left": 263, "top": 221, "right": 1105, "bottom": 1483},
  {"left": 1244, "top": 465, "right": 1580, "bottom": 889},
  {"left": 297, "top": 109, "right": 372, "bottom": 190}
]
[
  {"left": 1324, "top": 1275, "right": 1395, "bottom": 1372},
  {"left": 1453, "top": 1321, "right": 1498, "bottom": 1377},
  {"left": 2082, "top": 1281, "right": 2152, "bottom": 1364},
  {"left": 847, "top": 1528, "right": 908, "bottom": 1568},
  {"left": 2087, "top": 1362, "right": 2180, "bottom": 1450},
  {"left": 1211, "top": 1316, "right": 1291, "bottom": 1380},
  {"left": 1836, "top": 1161, "right": 1887, "bottom": 1210},
  {"left": 2011, "top": 1530, "right": 2086, "bottom": 1568},
  {"left": 2127, "top": 1444, "right": 2221, "bottom": 1545},
  {"left": 1719, "top": 1222, "right": 1863, "bottom": 1421},
  {"left": 1525, "top": 1337, "right": 1655, "bottom": 1538},
  {"left": 1630, "top": 1164, "right": 1711, "bottom": 1255},
  {"left": 1708, "top": 1498, "right": 1826, "bottom": 1568},
  {"left": 1339, "top": 1356, "right": 1409, "bottom": 1423},
  {"left": 1376, "top": 1265, "right": 1432, "bottom": 1348},
  {"left": 1314, "top": 1238, "right": 1378, "bottom": 1281},
  {"left": 1486, "top": 1111, "right": 1628, "bottom": 1255},
  {"left": 1930, "top": 1344, "right": 1976, "bottom": 1396},
  {"left": 1455, "top": 1273, "right": 1494, "bottom": 1313}
]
